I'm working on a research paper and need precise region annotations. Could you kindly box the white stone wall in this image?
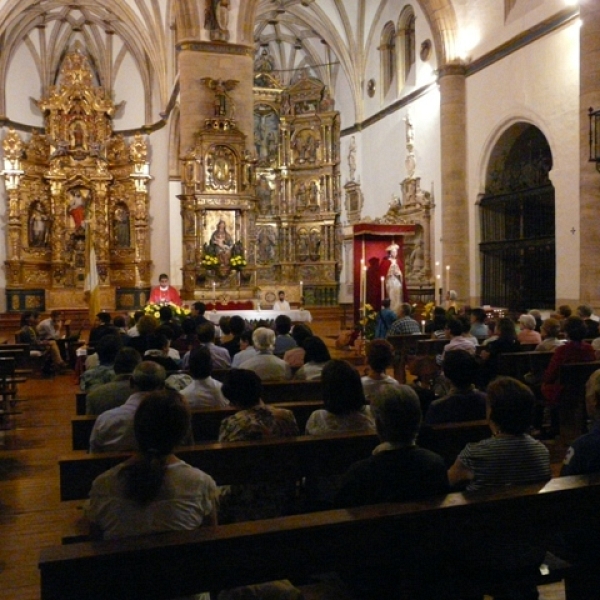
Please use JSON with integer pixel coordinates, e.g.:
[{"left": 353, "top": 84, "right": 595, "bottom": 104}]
[{"left": 465, "top": 19, "right": 580, "bottom": 304}]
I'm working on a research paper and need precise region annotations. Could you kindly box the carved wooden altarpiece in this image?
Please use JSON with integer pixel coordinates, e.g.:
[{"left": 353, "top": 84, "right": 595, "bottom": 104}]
[
  {"left": 1, "top": 46, "right": 151, "bottom": 312},
  {"left": 179, "top": 53, "right": 342, "bottom": 307}
]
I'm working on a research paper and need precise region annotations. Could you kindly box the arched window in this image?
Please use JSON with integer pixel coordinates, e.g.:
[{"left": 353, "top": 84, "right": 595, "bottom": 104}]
[
  {"left": 398, "top": 6, "right": 416, "bottom": 88},
  {"left": 380, "top": 22, "right": 396, "bottom": 97}
]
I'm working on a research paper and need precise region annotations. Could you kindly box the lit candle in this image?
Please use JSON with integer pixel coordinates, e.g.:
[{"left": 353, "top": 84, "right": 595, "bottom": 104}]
[
  {"left": 445, "top": 265, "right": 450, "bottom": 297},
  {"left": 360, "top": 259, "right": 365, "bottom": 312},
  {"left": 421, "top": 320, "right": 426, "bottom": 334},
  {"left": 363, "top": 264, "right": 368, "bottom": 308},
  {"left": 380, "top": 276, "right": 385, "bottom": 300},
  {"left": 212, "top": 281, "right": 216, "bottom": 304},
  {"left": 300, "top": 280, "right": 303, "bottom": 298}
]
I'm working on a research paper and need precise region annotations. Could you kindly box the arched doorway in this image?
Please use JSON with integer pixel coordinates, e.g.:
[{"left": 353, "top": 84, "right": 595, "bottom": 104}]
[{"left": 479, "top": 124, "right": 555, "bottom": 311}]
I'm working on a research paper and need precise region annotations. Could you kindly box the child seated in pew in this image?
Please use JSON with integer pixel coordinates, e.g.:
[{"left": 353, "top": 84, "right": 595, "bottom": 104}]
[
  {"left": 218, "top": 369, "right": 299, "bottom": 523},
  {"left": 86, "top": 389, "right": 218, "bottom": 600}
]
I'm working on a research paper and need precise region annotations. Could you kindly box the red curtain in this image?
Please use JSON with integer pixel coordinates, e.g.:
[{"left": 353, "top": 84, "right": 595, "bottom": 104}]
[{"left": 353, "top": 235, "right": 408, "bottom": 323}]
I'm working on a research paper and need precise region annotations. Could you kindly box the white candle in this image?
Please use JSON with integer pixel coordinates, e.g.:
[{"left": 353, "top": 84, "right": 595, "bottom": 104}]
[
  {"left": 360, "top": 259, "right": 365, "bottom": 310},
  {"left": 363, "top": 265, "right": 368, "bottom": 308},
  {"left": 212, "top": 281, "right": 216, "bottom": 304},
  {"left": 445, "top": 265, "right": 450, "bottom": 296},
  {"left": 421, "top": 320, "right": 426, "bottom": 333},
  {"left": 380, "top": 276, "right": 385, "bottom": 300},
  {"left": 300, "top": 280, "right": 303, "bottom": 297}
]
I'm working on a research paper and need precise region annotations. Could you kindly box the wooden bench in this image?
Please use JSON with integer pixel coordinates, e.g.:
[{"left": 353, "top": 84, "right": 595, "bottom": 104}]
[
  {"left": 497, "top": 350, "right": 554, "bottom": 382},
  {"left": 71, "top": 400, "right": 325, "bottom": 450},
  {"left": 0, "top": 342, "right": 49, "bottom": 378},
  {"left": 558, "top": 360, "right": 600, "bottom": 446},
  {"left": 387, "top": 334, "right": 430, "bottom": 383},
  {"left": 416, "top": 338, "right": 449, "bottom": 355},
  {"left": 39, "top": 473, "right": 600, "bottom": 600},
  {"left": 75, "top": 379, "right": 324, "bottom": 415},
  {"left": 59, "top": 420, "right": 491, "bottom": 502}
]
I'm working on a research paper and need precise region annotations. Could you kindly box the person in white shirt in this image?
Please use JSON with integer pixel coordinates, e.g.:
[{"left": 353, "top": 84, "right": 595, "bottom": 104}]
[
  {"left": 272, "top": 290, "right": 291, "bottom": 311},
  {"left": 181, "top": 346, "right": 229, "bottom": 409},
  {"left": 89, "top": 361, "right": 166, "bottom": 453},
  {"left": 231, "top": 330, "right": 258, "bottom": 368}
]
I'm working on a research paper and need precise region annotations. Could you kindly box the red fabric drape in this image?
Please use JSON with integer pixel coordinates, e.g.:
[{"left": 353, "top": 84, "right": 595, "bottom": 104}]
[{"left": 353, "top": 234, "right": 410, "bottom": 323}]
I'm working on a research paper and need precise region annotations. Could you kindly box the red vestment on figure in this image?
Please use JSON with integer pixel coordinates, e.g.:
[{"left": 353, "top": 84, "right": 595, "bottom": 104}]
[{"left": 149, "top": 285, "right": 182, "bottom": 306}]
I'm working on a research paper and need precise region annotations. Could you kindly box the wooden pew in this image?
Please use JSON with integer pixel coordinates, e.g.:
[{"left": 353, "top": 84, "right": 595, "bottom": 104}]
[
  {"left": 497, "top": 350, "right": 554, "bottom": 382},
  {"left": 416, "top": 338, "right": 449, "bottom": 355},
  {"left": 0, "top": 343, "right": 48, "bottom": 378},
  {"left": 39, "top": 473, "right": 600, "bottom": 600},
  {"left": 261, "top": 379, "right": 322, "bottom": 403},
  {"left": 71, "top": 400, "right": 325, "bottom": 450},
  {"left": 75, "top": 379, "right": 324, "bottom": 415},
  {"left": 59, "top": 431, "right": 379, "bottom": 502},
  {"left": 59, "top": 421, "right": 491, "bottom": 501},
  {"left": 387, "top": 334, "right": 429, "bottom": 383},
  {"left": 558, "top": 360, "right": 600, "bottom": 446}
]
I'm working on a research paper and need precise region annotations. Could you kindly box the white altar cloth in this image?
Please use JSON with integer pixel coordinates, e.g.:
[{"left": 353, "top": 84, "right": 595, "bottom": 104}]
[{"left": 205, "top": 309, "right": 312, "bottom": 324}]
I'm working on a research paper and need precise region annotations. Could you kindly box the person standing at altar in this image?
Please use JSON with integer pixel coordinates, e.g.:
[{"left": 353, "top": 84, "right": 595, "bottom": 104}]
[
  {"left": 149, "top": 273, "right": 182, "bottom": 306},
  {"left": 273, "top": 290, "right": 291, "bottom": 311},
  {"left": 380, "top": 243, "right": 403, "bottom": 313}
]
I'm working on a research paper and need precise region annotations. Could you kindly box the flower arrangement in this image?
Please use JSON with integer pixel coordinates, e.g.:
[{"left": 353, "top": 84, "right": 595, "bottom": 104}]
[
  {"left": 201, "top": 254, "right": 219, "bottom": 270},
  {"left": 229, "top": 254, "right": 247, "bottom": 270},
  {"left": 360, "top": 303, "right": 378, "bottom": 340},
  {"left": 144, "top": 302, "right": 190, "bottom": 322},
  {"left": 423, "top": 301, "right": 435, "bottom": 320}
]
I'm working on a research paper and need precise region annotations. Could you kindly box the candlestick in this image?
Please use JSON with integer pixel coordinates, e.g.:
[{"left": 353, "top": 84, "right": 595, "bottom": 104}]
[{"left": 380, "top": 276, "right": 385, "bottom": 300}]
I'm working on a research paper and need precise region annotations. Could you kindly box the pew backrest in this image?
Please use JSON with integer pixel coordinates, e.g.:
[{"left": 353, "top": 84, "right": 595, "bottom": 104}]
[
  {"left": 59, "top": 420, "right": 492, "bottom": 501},
  {"left": 39, "top": 473, "right": 600, "bottom": 600},
  {"left": 71, "top": 400, "right": 325, "bottom": 450}
]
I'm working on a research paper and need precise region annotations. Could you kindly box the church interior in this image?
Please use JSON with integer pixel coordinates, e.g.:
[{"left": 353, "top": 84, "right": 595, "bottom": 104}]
[{"left": 1, "top": 0, "right": 599, "bottom": 598}]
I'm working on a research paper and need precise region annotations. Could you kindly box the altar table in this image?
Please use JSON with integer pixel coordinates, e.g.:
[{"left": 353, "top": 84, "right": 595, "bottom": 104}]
[{"left": 205, "top": 309, "right": 312, "bottom": 325}]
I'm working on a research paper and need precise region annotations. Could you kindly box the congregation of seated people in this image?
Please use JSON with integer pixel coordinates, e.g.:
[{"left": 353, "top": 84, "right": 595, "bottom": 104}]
[{"left": 73, "top": 299, "right": 600, "bottom": 599}]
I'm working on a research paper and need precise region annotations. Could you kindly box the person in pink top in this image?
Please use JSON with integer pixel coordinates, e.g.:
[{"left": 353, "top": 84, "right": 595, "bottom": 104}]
[{"left": 517, "top": 314, "right": 542, "bottom": 345}]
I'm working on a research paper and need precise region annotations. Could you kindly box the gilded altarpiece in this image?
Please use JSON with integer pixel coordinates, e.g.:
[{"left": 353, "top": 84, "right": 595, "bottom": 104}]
[
  {"left": 180, "top": 62, "right": 341, "bottom": 306},
  {"left": 1, "top": 47, "right": 152, "bottom": 312}
]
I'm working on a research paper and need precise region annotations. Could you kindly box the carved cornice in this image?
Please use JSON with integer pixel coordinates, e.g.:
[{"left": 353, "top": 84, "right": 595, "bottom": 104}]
[{"left": 176, "top": 41, "right": 254, "bottom": 58}]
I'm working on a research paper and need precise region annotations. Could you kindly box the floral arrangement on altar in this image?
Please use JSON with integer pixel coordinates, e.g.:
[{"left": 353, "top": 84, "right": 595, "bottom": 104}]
[
  {"left": 423, "top": 301, "right": 435, "bottom": 320},
  {"left": 144, "top": 302, "right": 190, "bottom": 321},
  {"left": 229, "top": 254, "right": 247, "bottom": 270},
  {"left": 201, "top": 254, "right": 219, "bottom": 270},
  {"left": 360, "top": 303, "right": 378, "bottom": 340}
]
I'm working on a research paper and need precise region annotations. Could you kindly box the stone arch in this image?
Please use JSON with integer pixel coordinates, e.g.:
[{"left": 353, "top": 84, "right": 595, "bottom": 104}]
[{"left": 479, "top": 122, "right": 555, "bottom": 310}]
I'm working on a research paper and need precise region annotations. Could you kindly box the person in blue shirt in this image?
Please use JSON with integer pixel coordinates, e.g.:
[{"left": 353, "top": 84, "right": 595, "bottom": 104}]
[{"left": 375, "top": 298, "right": 397, "bottom": 338}]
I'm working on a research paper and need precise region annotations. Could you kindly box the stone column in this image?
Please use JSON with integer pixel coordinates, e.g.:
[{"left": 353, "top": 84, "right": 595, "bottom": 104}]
[
  {"left": 177, "top": 42, "right": 254, "bottom": 153},
  {"left": 579, "top": 2, "right": 600, "bottom": 304},
  {"left": 438, "top": 63, "right": 468, "bottom": 303}
]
